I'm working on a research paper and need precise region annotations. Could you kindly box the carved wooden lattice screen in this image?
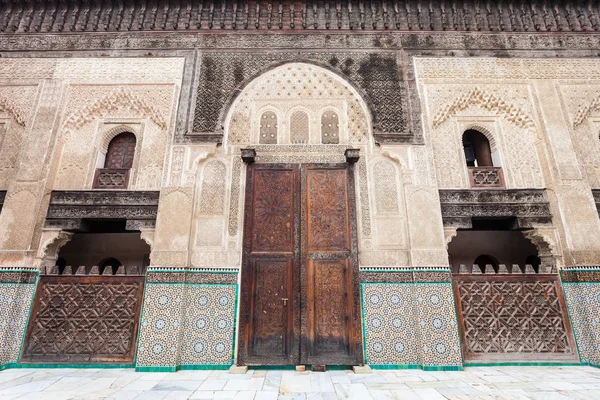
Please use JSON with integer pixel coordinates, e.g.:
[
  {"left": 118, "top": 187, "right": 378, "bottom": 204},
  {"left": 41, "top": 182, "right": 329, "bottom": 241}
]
[
  {"left": 453, "top": 275, "right": 578, "bottom": 363},
  {"left": 21, "top": 274, "right": 144, "bottom": 364}
]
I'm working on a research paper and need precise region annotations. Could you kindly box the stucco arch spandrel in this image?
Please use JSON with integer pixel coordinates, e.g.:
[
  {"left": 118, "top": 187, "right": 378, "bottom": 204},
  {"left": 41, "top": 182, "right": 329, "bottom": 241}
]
[
  {"left": 220, "top": 60, "right": 374, "bottom": 129},
  {"left": 432, "top": 87, "right": 536, "bottom": 130},
  {"left": 0, "top": 97, "right": 27, "bottom": 127},
  {"left": 461, "top": 123, "right": 499, "bottom": 152},
  {"left": 223, "top": 62, "right": 373, "bottom": 146},
  {"left": 60, "top": 87, "right": 168, "bottom": 139},
  {"left": 573, "top": 94, "right": 600, "bottom": 128},
  {"left": 99, "top": 124, "right": 140, "bottom": 153}
]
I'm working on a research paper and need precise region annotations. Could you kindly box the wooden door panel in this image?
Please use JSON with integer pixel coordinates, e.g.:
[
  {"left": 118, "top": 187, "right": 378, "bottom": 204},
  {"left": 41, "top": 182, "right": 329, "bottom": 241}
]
[
  {"left": 313, "top": 260, "right": 350, "bottom": 354},
  {"left": 302, "top": 165, "right": 359, "bottom": 365},
  {"left": 240, "top": 163, "right": 362, "bottom": 366},
  {"left": 250, "top": 260, "right": 292, "bottom": 357},
  {"left": 306, "top": 168, "right": 350, "bottom": 252},
  {"left": 251, "top": 169, "right": 296, "bottom": 253},
  {"left": 239, "top": 165, "right": 300, "bottom": 366}
]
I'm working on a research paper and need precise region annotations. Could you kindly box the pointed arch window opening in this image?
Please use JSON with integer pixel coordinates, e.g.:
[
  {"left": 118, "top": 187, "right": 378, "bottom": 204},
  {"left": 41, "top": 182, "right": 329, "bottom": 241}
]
[
  {"left": 93, "top": 132, "right": 136, "bottom": 190},
  {"left": 463, "top": 129, "right": 504, "bottom": 188}
]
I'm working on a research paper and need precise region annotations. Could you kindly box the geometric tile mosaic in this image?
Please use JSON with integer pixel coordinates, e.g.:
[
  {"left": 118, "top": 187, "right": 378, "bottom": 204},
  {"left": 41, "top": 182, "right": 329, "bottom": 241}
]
[
  {"left": 179, "top": 285, "right": 237, "bottom": 366},
  {"left": 563, "top": 282, "right": 600, "bottom": 366},
  {"left": 0, "top": 268, "right": 37, "bottom": 369},
  {"left": 135, "top": 282, "right": 237, "bottom": 370},
  {"left": 361, "top": 282, "right": 462, "bottom": 369}
]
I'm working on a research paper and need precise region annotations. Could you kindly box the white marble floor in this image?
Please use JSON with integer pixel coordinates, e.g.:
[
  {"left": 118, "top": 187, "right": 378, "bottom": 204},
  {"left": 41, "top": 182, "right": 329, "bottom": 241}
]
[{"left": 0, "top": 366, "right": 598, "bottom": 399}]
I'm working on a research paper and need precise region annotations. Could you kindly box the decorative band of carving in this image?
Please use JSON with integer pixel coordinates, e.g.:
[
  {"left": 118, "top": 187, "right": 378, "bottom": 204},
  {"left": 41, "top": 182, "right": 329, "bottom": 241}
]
[
  {"left": 146, "top": 267, "right": 240, "bottom": 284},
  {"left": 0, "top": 267, "right": 38, "bottom": 283},
  {"left": 560, "top": 266, "right": 600, "bottom": 283},
  {"left": 439, "top": 189, "right": 552, "bottom": 229},
  {"left": 360, "top": 266, "right": 451, "bottom": 283},
  {"left": 45, "top": 190, "right": 160, "bottom": 231}
]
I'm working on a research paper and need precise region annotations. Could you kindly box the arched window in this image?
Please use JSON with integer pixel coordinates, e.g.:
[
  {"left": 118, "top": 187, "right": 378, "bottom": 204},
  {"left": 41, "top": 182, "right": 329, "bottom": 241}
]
[
  {"left": 98, "top": 257, "right": 122, "bottom": 275},
  {"left": 463, "top": 129, "right": 493, "bottom": 167},
  {"left": 94, "top": 132, "right": 136, "bottom": 189},
  {"left": 321, "top": 111, "right": 339, "bottom": 144},
  {"left": 105, "top": 132, "right": 136, "bottom": 169},
  {"left": 474, "top": 254, "right": 499, "bottom": 274},
  {"left": 259, "top": 111, "right": 278, "bottom": 144},
  {"left": 290, "top": 111, "right": 309, "bottom": 144}
]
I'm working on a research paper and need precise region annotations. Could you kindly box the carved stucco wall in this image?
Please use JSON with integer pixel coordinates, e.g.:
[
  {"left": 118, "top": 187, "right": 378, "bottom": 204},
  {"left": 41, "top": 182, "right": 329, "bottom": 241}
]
[
  {"left": 0, "top": 58, "right": 185, "bottom": 265},
  {"left": 414, "top": 58, "right": 600, "bottom": 266},
  {"left": 154, "top": 62, "right": 447, "bottom": 270}
]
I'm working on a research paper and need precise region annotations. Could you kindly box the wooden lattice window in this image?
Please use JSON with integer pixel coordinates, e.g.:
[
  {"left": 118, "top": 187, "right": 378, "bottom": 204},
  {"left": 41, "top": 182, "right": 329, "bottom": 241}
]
[
  {"left": 290, "top": 111, "right": 309, "bottom": 144},
  {"left": 321, "top": 111, "right": 339, "bottom": 144},
  {"left": 259, "top": 111, "right": 278, "bottom": 144}
]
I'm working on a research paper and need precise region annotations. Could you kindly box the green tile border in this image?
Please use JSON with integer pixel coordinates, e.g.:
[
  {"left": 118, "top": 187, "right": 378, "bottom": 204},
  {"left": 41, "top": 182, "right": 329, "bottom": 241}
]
[
  {"left": 10, "top": 363, "right": 135, "bottom": 369},
  {"left": 135, "top": 364, "right": 232, "bottom": 372},
  {"left": 464, "top": 362, "right": 583, "bottom": 367},
  {"left": 369, "top": 364, "right": 463, "bottom": 371}
]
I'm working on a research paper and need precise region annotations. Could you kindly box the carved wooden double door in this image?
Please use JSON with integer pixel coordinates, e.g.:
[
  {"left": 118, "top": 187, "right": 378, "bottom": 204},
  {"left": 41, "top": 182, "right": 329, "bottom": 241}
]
[{"left": 239, "top": 163, "right": 362, "bottom": 366}]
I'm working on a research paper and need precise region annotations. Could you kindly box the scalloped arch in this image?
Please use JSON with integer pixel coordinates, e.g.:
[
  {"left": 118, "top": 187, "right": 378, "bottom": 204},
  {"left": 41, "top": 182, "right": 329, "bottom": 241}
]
[
  {"left": 61, "top": 88, "right": 168, "bottom": 136},
  {"left": 433, "top": 87, "right": 535, "bottom": 130}
]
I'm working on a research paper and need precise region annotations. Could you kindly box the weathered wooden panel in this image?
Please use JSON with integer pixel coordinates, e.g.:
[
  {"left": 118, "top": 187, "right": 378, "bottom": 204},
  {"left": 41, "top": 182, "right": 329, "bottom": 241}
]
[
  {"left": 453, "top": 275, "right": 578, "bottom": 363},
  {"left": 22, "top": 275, "right": 144, "bottom": 364}
]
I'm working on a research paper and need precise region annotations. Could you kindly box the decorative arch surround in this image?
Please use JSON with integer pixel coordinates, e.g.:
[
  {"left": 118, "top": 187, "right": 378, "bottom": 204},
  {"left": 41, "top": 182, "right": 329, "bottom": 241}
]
[
  {"left": 224, "top": 63, "right": 372, "bottom": 146},
  {"left": 0, "top": 97, "right": 27, "bottom": 127},
  {"left": 100, "top": 125, "right": 139, "bottom": 154},
  {"left": 61, "top": 87, "right": 168, "bottom": 136},
  {"left": 433, "top": 87, "right": 536, "bottom": 130},
  {"left": 573, "top": 94, "right": 600, "bottom": 128}
]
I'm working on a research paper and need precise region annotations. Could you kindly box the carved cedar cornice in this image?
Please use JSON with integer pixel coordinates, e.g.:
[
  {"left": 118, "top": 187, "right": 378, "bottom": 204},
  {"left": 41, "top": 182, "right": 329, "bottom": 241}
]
[
  {"left": 1, "top": 1, "right": 599, "bottom": 33},
  {"left": 45, "top": 190, "right": 160, "bottom": 231},
  {"left": 432, "top": 87, "right": 535, "bottom": 130},
  {"left": 439, "top": 189, "right": 552, "bottom": 229},
  {"left": 61, "top": 88, "right": 167, "bottom": 134}
]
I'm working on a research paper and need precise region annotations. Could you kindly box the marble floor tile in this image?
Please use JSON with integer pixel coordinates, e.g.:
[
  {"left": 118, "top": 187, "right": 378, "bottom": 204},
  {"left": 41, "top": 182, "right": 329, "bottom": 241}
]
[{"left": 0, "top": 365, "right": 598, "bottom": 399}]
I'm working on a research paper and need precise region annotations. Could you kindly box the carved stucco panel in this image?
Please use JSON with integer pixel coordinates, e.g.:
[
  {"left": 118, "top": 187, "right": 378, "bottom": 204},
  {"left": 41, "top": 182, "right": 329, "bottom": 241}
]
[
  {"left": 420, "top": 83, "right": 544, "bottom": 189},
  {"left": 558, "top": 84, "right": 600, "bottom": 188},
  {"left": 225, "top": 63, "right": 371, "bottom": 147}
]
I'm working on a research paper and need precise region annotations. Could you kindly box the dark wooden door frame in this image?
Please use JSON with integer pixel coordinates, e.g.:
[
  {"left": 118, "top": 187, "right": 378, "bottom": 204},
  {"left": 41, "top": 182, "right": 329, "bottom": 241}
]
[{"left": 238, "top": 163, "right": 363, "bottom": 366}]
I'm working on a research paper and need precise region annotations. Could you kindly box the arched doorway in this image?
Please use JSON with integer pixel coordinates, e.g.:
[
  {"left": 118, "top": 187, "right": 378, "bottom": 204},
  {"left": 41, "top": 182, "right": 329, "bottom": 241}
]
[{"left": 227, "top": 63, "right": 368, "bottom": 366}]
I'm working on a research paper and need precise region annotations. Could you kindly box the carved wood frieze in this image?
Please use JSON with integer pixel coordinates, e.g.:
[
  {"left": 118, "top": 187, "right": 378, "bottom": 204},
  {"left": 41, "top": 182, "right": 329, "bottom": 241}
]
[
  {"left": 44, "top": 190, "right": 159, "bottom": 231},
  {"left": 1, "top": 1, "right": 598, "bottom": 33},
  {"left": 439, "top": 189, "right": 552, "bottom": 229}
]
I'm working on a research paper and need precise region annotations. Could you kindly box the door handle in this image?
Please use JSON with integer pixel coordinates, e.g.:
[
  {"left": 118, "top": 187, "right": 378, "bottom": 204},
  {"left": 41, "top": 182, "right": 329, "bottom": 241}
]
[{"left": 282, "top": 298, "right": 288, "bottom": 306}]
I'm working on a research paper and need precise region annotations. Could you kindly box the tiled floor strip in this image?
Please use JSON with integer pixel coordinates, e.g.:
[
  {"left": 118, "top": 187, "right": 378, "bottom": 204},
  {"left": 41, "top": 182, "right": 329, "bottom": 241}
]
[{"left": 0, "top": 366, "right": 599, "bottom": 399}]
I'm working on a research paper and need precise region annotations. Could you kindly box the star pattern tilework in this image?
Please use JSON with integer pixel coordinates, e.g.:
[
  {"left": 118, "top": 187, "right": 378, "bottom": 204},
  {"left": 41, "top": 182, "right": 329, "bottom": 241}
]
[{"left": 361, "top": 283, "right": 462, "bottom": 368}]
